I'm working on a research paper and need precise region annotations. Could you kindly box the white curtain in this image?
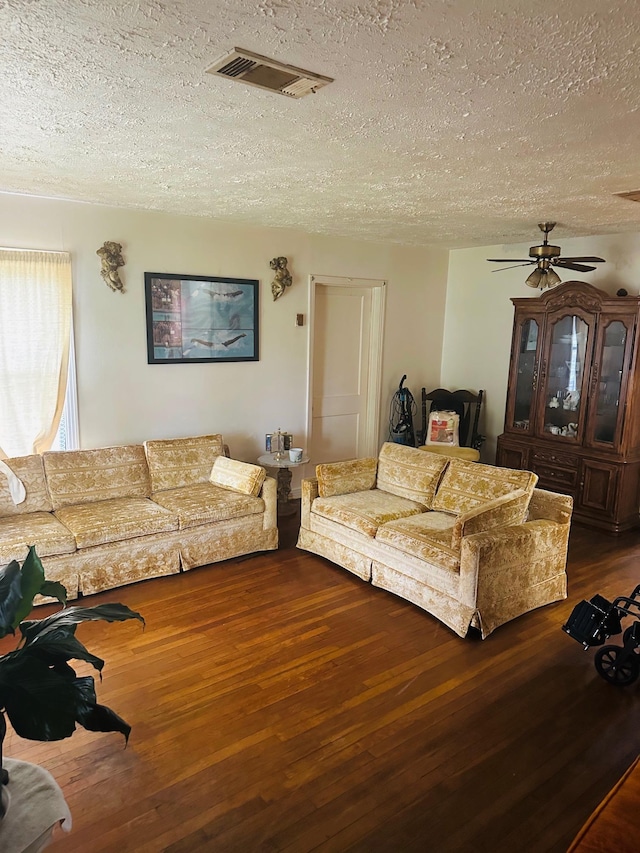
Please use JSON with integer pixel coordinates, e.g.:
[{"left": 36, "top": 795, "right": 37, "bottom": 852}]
[{"left": 0, "top": 249, "right": 73, "bottom": 458}]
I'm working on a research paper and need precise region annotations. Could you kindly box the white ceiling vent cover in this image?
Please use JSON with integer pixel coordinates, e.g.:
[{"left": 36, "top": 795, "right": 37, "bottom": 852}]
[{"left": 206, "top": 48, "right": 333, "bottom": 99}]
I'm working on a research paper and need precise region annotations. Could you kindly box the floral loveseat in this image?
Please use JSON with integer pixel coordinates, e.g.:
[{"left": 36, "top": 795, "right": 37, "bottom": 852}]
[
  {"left": 0, "top": 434, "right": 278, "bottom": 600},
  {"left": 297, "top": 442, "right": 572, "bottom": 638}
]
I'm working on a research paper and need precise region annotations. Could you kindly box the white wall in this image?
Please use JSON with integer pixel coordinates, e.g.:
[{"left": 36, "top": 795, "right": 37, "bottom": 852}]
[
  {"left": 0, "top": 192, "right": 448, "bottom": 487},
  {"left": 442, "top": 232, "right": 640, "bottom": 462}
]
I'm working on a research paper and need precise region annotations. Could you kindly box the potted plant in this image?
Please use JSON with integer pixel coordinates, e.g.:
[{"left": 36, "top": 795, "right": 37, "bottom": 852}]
[{"left": 0, "top": 546, "right": 144, "bottom": 817}]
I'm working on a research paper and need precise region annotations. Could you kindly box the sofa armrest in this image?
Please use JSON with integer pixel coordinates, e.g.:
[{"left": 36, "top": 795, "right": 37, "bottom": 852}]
[
  {"left": 458, "top": 519, "right": 570, "bottom": 612},
  {"left": 300, "top": 477, "right": 319, "bottom": 529},
  {"left": 260, "top": 476, "right": 277, "bottom": 531},
  {"left": 452, "top": 489, "right": 531, "bottom": 548},
  {"left": 527, "top": 488, "right": 573, "bottom": 524}
]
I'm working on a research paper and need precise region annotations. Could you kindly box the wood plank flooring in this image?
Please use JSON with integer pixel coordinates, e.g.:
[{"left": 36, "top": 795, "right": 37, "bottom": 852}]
[{"left": 2, "top": 509, "right": 640, "bottom": 852}]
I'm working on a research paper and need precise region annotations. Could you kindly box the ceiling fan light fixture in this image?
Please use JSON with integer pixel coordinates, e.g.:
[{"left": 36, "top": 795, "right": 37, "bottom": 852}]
[
  {"left": 545, "top": 268, "right": 562, "bottom": 288},
  {"left": 525, "top": 268, "right": 545, "bottom": 288},
  {"left": 525, "top": 267, "right": 562, "bottom": 290}
]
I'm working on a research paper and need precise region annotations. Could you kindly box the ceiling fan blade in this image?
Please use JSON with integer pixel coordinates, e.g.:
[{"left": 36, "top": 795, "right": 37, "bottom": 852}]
[
  {"left": 559, "top": 256, "right": 606, "bottom": 263},
  {"left": 490, "top": 263, "right": 537, "bottom": 272},
  {"left": 486, "top": 259, "right": 534, "bottom": 263},
  {"left": 553, "top": 261, "right": 596, "bottom": 272}
]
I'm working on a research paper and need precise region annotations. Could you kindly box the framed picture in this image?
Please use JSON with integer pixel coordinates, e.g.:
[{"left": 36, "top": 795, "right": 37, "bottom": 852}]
[{"left": 144, "top": 273, "right": 259, "bottom": 364}]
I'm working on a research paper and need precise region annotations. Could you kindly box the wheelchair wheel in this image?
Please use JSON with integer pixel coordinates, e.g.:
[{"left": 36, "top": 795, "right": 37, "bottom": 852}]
[{"left": 594, "top": 645, "right": 640, "bottom": 686}]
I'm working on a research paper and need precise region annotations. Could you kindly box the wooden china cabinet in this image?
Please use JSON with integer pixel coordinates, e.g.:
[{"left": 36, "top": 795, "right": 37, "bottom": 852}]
[{"left": 496, "top": 281, "right": 640, "bottom": 533}]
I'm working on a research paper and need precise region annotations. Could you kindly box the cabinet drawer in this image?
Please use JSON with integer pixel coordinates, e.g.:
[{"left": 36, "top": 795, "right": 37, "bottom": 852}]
[
  {"left": 532, "top": 449, "right": 579, "bottom": 470},
  {"left": 532, "top": 463, "right": 579, "bottom": 491},
  {"left": 531, "top": 449, "right": 579, "bottom": 490}
]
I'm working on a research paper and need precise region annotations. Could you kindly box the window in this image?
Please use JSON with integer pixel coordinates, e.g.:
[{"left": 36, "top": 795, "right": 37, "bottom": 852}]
[
  {"left": 0, "top": 248, "right": 77, "bottom": 457},
  {"left": 51, "top": 324, "right": 80, "bottom": 451}
]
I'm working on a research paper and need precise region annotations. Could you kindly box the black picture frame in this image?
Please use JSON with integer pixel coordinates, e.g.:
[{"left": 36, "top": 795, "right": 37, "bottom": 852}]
[{"left": 144, "top": 272, "right": 259, "bottom": 364}]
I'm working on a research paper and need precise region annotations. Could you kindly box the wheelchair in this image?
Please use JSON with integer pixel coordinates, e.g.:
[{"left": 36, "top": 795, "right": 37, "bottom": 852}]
[{"left": 562, "top": 585, "right": 640, "bottom": 686}]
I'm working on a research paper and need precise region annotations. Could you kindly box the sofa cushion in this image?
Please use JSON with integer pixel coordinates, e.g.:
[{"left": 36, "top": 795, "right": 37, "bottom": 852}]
[
  {"left": 0, "top": 511, "right": 77, "bottom": 564},
  {"left": 151, "top": 483, "right": 265, "bottom": 530},
  {"left": 375, "top": 512, "right": 460, "bottom": 574},
  {"left": 0, "top": 455, "right": 53, "bottom": 516},
  {"left": 376, "top": 442, "right": 449, "bottom": 508},
  {"left": 209, "top": 455, "right": 266, "bottom": 496},
  {"left": 455, "top": 489, "right": 532, "bottom": 542},
  {"left": 43, "top": 445, "right": 151, "bottom": 510},
  {"left": 311, "top": 489, "right": 426, "bottom": 538},
  {"left": 316, "top": 457, "right": 377, "bottom": 498},
  {"left": 418, "top": 445, "right": 481, "bottom": 463},
  {"left": 54, "top": 497, "right": 178, "bottom": 549},
  {"left": 432, "top": 458, "right": 538, "bottom": 516},
  {"left": 144, "top": 434, "right": 225, "bottom": 492}
]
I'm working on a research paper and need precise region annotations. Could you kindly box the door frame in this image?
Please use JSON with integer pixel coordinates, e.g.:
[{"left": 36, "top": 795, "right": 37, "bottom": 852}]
[{"left": 306, "top": 274, "right": 387, "bottom": 460}]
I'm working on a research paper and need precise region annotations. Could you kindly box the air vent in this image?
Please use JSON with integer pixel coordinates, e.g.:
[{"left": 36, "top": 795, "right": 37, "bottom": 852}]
[
  {"left": 206, "top": 48, "right": 333, "bottom": 99},
  {"left": 614, "top": 190, "right": 640, "bottom": 203}
]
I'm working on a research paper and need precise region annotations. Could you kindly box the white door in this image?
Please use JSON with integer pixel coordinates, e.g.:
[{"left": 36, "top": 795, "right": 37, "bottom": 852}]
[{"left": 308, "top": 276, "right": 386, "bottom": 465}]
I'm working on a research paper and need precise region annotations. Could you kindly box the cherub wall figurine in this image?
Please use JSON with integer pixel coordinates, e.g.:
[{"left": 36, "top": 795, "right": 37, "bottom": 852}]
[
  {"left": 97, "top": 241, "right": 125, "bottom": 293},
  {"left": 270, "top": 256, "right": 292, "bottom": 301}
]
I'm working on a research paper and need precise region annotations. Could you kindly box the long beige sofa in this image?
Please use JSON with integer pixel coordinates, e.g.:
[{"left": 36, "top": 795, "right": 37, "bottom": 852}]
[
  {"left": 0, "top": 434, "right": 278, "bottom": 599},
  {"left": 297, "top": 442, "right": 573, "bottom": 638}
]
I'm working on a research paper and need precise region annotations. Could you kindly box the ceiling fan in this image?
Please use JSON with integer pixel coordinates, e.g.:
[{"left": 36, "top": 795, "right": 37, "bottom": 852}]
[{"left": 487, "top": 222, "right": 606, "bottom": 289}]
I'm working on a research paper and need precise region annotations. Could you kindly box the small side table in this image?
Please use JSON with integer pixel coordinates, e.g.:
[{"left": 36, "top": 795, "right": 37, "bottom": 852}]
[{"left": 258, "top": 453, "right": 310, "bottom": 514}]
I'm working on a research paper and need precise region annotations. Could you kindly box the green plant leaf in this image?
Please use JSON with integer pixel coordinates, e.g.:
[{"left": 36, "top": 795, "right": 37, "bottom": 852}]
[
  {"left": 0, "top": 548, "right": 67, "bottom": 636},
  {"left": 76, "top": 700, "right": 132, "bottom": 743},
  {"left": 51, "top": 660, "right": 76, "bottom": 679},
  {"left": 0, "top": 561, "right": 22, "bottom": 639},
  {"left": 39, "top": 580, "right": 68, "bottom": 607},
  {"left": 62, "top": 675, "right": 131, "bottom": 740},
  {"left": 0, "top": 661, "right": 129, "bottom": 742},
  {"left": 23, "top": 628, "right": 105, "bottom": 672},
  {"left": 0, "top": 653, "right": 82, "bottom": 740},
  {"left": 19, "top": 603, "right": 145, "bottom": 646},
  {"left": 12, "top": 545, "right": 46, "bottom": 628}
]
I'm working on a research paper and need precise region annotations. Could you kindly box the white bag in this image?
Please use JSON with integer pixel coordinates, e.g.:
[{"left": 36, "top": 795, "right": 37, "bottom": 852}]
[{"left": 426, "top": 410, "right": 460, "bottom": 446}]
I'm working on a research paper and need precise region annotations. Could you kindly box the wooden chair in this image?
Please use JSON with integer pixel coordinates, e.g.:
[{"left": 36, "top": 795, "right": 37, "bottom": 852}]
[{"left": 419, "top": 388, "right": 485, "bottom": 451}]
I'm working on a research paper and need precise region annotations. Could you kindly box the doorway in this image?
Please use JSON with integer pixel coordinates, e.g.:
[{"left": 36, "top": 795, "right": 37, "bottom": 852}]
[{"left": 307, "top": 275, "right": 386, "bottom": 465}]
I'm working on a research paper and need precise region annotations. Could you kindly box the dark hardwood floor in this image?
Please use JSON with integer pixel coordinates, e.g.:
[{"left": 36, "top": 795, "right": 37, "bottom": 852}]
[{"left": 3, "top": 507, "right": 640, "bottom": 852}]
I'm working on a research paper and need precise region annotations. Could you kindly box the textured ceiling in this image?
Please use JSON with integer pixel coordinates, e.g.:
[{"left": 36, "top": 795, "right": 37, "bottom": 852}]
[{"left": 3, "top": 0, "right": 640, "bottom": 248}]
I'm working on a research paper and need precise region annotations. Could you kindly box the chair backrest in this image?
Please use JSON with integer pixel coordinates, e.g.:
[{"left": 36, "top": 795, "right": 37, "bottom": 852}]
[{"left": 420, "top": 388, "right": 484, "bottom": 449}]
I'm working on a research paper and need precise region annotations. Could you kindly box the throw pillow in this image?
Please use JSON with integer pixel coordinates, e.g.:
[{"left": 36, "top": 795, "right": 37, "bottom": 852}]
[
  {"left": 209, "top": 455, "right": 266, "bottom": 496},
  {"left": 316, "top": 457, "right": 377, "bottom": 498}
]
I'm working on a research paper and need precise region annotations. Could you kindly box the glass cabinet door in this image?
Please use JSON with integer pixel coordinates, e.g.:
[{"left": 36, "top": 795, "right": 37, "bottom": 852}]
[
  {"left": 508, "top": 317, "right": 539, "bottom": 433},
  {"left": 587, "top": 317, "right": 633, "bottom": 447},
  {"left": 540, "top": 312, "right": 591, "bottom": 441}
]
